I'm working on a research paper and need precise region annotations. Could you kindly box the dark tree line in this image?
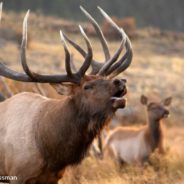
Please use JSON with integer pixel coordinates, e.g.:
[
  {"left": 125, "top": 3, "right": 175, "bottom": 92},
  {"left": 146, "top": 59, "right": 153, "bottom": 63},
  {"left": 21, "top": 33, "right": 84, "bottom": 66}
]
[{"left": 3, "top": 0, "right": 184, "bottom": 31}]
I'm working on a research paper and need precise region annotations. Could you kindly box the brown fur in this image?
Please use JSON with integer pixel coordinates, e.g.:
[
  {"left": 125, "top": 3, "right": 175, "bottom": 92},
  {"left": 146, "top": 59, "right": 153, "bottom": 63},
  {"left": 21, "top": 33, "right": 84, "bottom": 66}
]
[
  {"left": 144, "top": 121, "right": 164, "bottom": 153},
  {"left": 0, "top": 76, "right": 127, "bottom": 184}
]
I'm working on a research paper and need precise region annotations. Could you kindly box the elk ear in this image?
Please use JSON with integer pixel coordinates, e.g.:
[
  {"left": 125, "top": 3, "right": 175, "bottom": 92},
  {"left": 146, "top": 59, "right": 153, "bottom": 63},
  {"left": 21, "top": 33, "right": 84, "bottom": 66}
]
[
  {"left": 163, "top": 97, "right": 172, "bottom": 106},
  {"left": 50, "top": 83, "right": 76, "bottom": 96},
  {"left": 140, "top": 95, "right": 148, "bottom": 105}
]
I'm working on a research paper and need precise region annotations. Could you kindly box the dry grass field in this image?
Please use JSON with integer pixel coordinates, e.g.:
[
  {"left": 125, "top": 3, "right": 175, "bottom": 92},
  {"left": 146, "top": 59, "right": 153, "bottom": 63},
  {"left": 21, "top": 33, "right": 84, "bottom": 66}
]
[
  {"left": 0, "top": 11, "right": 184, "bottom": 184},
  {"left": 58, "top": 126, "right": 184, "bottom": 184}
]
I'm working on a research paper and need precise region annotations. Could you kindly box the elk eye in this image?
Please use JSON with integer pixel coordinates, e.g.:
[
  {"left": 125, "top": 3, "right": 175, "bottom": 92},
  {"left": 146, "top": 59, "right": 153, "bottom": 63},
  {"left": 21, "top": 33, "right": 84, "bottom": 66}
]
[{"left": 84, "top": 84, "right": 93, "bottom": 90}]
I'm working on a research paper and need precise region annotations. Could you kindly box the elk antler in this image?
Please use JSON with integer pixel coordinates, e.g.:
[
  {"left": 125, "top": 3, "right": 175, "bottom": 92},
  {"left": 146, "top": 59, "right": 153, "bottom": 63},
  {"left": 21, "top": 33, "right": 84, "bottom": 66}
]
[
  {"left": 63, "top": 6, "right": 133, "bottom": 78},
  {"left": 0, "top": 6, "right": 92, "bottom": 84}
]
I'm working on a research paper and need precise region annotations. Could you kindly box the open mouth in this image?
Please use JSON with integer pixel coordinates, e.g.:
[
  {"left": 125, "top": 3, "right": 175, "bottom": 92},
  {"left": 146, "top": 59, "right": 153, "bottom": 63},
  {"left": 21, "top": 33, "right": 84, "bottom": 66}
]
[
  {"left": 112, "top": 88, "right": 127, "bottom": 98},
  {"left": 111, "top": 88, "right": 127, "bottom": 109}
]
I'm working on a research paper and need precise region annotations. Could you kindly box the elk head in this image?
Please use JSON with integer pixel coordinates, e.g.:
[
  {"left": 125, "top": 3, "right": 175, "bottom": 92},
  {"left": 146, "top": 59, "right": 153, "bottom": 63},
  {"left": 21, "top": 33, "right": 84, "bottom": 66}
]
[
  {"left": 141, "top": 95, "right": 172, "bottom": 121},
  {"left": 0, "top": 4, "right": 132, "bottom": 114}
]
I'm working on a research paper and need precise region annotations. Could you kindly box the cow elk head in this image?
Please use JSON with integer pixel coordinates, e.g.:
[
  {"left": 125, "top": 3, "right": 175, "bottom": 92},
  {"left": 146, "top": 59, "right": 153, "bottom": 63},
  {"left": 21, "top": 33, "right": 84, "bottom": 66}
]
[{"left": 141, "top": 95, "right": 172, "bottom": 120}]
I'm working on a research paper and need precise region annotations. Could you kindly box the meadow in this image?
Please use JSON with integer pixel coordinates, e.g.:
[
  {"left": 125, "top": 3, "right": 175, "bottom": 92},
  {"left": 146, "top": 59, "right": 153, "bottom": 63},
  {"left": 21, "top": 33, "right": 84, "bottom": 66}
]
[{"left": 0, "top": 11, "right": 184, "bottom": 184}]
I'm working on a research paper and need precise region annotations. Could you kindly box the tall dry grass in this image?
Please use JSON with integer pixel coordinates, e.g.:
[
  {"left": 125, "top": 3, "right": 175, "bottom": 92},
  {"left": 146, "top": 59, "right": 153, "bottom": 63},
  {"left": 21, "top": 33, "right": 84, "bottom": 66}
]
[{"left": 59, "top": 126, "right": 184, "bottom": 184}]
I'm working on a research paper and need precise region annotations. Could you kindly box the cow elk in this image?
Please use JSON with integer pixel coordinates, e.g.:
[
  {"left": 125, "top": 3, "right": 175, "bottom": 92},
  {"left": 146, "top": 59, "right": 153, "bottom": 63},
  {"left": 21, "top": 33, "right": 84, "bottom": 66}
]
[
  {"left": 103, "top": 95, "right": 172, "bottom": 165},
  {"left": 0, "top": 3, "right": 132, "bottom": 184}
]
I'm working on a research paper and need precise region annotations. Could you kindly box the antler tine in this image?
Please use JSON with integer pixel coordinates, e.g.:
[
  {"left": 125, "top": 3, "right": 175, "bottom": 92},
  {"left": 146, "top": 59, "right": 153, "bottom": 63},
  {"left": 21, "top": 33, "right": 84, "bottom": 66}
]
[
  {"left": 63, "top": 33, "right": 102, "bottom": 75},
  {"left": 63, "top": 33, "right": 86, "bottom": 58},
  {"left": 98, "top": 6, "right": 133, "bottom": 77},
  {"left": 20, "top": 10, "right": 37, "bottom": 80},
  {"left": 60, "top": 30, "right": 73, "bottom": 77},
  {"left": 0, "top": 6, "right": 33, "bottom": 82},
  {"left": 19, "top": 11, "right": 88, "bottom": 83},
  {"left": 77, "top": 25, "right": 93, "bottom": 77},
  {"left": 112, "top": 37, "right": 133, "bottom": 76},
  {"left": 107, "top": 37, "right": 132, "bottom": 77},
  {"left": 0, "top": 8, "right": 81, "bottom": 83},
  {"left": 64, "top": 6, "right": 132, "bottom": 77},
  {"left": 80, "top": 6, "right": 110, "bottom": 62},
  {"left": 80, "top": 6, "right": 132, "bottom": 77},
  {"left": 0, "top": 2, "right": 2, "bottom": 21},
  {"left": 97, "top": 6, "right": 121, "bottom": 32},
  {"left": 62, "top": 25, "right": 92, "bottom": 77},
  {"left": 98, "top": 29, "right": 126, "bottom": 76},
  {"left": 70, "top": 54, "right": 77, "bottom": 73}
]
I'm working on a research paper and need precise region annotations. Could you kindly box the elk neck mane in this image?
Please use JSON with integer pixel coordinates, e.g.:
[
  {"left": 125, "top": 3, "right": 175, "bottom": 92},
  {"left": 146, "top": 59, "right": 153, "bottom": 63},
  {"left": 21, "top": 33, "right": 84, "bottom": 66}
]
[{"left": 34, "top": 93, "right": 113, "bottom": 172}]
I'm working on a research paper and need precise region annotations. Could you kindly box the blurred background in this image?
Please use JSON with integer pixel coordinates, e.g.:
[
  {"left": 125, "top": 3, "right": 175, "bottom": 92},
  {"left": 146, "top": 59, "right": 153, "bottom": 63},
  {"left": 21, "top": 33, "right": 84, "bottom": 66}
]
[
  {"left": 0, "top": 1, "right": 184, "bottom": 184},
  {"left": 4, "top": 0, "right": 184, "bottom": 31}
]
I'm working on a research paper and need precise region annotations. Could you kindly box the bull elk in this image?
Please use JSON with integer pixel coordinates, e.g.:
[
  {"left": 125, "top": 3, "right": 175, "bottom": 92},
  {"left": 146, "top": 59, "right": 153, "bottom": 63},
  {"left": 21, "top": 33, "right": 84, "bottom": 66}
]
[
  {"left": 103, "top": 95, "right": 172, "bottom": 165},
  {"left": 0, "top": 3, "right": 132, "bottom": 184}
]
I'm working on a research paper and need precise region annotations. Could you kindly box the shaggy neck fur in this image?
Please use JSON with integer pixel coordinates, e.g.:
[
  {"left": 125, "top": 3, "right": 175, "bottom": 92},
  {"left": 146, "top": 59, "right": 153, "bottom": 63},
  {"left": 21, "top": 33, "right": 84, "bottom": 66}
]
[{"left": 35, "top": 95, "right": 113, "bottom": 172}]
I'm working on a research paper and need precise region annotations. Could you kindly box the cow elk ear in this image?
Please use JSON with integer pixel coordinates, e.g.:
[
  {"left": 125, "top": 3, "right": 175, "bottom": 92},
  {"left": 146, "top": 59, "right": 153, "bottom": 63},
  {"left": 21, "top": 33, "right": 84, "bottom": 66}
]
[
  {"left": 163, "top": 97, "right": 172, "bottom": 106},
  {"left": 140, "top": 95, "right": 148, "bottom": 105},
  {"left": 50, "top": 83, "right": 76, "bottom": 96}
]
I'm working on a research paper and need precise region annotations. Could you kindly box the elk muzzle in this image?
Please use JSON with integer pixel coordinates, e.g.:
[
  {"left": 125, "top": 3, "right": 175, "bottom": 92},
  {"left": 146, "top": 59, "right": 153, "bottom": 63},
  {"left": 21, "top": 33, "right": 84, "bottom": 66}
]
[
  {"left": 111, "top": 79, "right": 127, "bottom": 109},
  {"left": 163, "top": 109, "right": 169, "bottom": 118}
]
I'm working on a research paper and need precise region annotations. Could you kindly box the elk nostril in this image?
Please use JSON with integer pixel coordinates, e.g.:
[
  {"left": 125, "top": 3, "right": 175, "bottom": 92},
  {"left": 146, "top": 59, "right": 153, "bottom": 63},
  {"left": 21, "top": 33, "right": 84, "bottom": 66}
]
[
  {"left": 113, "top": 79, "right": 121, "bottom": 86},
  {"left": 165, "top": 110, "right": 169, "bottom": 115}
]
